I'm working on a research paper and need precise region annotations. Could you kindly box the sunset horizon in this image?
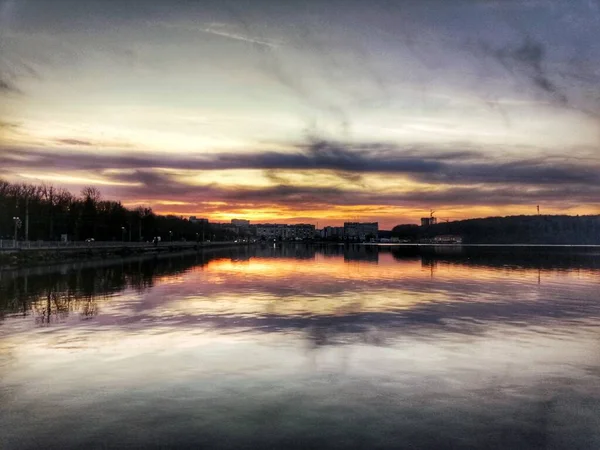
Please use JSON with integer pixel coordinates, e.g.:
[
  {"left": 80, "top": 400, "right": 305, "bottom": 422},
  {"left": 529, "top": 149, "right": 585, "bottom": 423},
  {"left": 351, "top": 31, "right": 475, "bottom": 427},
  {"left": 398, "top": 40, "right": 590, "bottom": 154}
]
[
  {"left": 2, "top": 2, "right": 600, "bottom": 447},
  {"left": 2, "top": 0, "right": 599, "bottom": 229}
]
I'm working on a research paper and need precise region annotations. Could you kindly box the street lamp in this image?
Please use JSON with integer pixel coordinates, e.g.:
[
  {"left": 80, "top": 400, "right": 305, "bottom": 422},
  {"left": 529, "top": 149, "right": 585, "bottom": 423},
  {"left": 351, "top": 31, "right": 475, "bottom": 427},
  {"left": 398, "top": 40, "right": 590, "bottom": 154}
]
[
  {"left": 121, "top": 226, "right": 126, "bottom": 242},
  {"left": 12, "top": 216, "right": 21, "bottom": 247},
  {"left": 169, "top": 230, "right": 173, "bottom": 242},
  {"left": 195, "top": 232, "right": 199, "bottom": 243}
]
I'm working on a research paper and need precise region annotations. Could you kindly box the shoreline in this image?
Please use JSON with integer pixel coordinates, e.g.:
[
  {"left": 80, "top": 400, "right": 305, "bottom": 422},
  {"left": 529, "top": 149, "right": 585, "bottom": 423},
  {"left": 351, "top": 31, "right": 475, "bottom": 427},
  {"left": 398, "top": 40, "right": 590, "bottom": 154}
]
[
  {"left": 0, "top": 241, "right": 254, "bottom": 271},
  {"left": 3, "top": 241, "right": 600, "bottom": 271},
  {"left": 312, "top": 242, "right": 600, "bottom": 248}
]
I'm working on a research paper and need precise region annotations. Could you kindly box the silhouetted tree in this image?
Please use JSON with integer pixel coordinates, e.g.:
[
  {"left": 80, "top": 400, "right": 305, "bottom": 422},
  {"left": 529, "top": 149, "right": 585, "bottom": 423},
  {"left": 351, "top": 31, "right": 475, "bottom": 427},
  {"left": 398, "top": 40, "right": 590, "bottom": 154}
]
[{"left": 0, "top": 178, "right": 237, "bottom": 242}]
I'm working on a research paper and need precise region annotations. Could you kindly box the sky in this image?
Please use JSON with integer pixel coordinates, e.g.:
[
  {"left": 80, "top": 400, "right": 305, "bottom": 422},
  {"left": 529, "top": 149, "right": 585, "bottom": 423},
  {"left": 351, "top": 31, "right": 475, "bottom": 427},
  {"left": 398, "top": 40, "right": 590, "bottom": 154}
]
[{"left": 1, "top": 0, "right": 599, "bottom": 228}]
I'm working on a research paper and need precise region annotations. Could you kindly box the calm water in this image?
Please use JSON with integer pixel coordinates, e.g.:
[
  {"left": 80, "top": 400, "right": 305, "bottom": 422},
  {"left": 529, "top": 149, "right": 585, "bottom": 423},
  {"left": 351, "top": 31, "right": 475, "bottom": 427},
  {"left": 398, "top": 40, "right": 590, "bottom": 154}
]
[{"left": 1, "top": 245, "right": 600, "bottom": 449}]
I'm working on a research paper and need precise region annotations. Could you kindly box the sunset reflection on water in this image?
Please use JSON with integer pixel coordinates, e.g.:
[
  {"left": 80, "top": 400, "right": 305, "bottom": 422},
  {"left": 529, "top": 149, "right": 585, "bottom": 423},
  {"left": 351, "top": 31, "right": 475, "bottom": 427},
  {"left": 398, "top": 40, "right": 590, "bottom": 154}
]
[{"left": 1, "top": 245, "right": 599, "bottom": 449}]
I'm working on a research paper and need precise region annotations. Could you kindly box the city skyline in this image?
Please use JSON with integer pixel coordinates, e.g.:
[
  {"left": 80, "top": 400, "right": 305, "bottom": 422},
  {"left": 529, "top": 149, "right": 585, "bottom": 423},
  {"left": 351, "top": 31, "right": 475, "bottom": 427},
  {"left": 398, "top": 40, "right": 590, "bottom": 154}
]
[{"left": 1, "top": 0, "right": 600, "bottom": 229}]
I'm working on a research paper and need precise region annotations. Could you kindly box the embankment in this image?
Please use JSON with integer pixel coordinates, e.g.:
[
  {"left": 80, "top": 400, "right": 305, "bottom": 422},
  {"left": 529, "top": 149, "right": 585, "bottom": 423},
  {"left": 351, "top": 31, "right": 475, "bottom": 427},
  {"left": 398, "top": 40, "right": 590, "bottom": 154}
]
[{"left": 0, "top": 242, "right": 248, "bottom": 270}]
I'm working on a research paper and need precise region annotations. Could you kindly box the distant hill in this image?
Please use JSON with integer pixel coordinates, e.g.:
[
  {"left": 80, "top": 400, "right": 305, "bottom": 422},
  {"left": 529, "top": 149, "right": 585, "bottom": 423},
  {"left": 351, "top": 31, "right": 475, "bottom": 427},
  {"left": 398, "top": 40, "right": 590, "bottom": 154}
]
[{"left": 392, "top": 215, "right": 600, "bottom": 245}]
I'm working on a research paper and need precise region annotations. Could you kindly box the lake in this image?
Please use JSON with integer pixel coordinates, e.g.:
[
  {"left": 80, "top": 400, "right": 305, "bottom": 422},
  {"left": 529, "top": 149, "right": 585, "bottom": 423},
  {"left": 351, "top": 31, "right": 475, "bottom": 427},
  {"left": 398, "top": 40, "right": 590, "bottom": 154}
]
[{"left": 1, "top": 244, "right": 599, "bottom": 449}]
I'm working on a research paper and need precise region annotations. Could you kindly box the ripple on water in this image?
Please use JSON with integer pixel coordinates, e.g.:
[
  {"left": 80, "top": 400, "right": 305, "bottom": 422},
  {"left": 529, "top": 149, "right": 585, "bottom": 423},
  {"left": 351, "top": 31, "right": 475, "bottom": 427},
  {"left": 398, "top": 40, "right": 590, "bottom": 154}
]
[{"left": 1, "top": 246, "right": 600, "bottom": 449}]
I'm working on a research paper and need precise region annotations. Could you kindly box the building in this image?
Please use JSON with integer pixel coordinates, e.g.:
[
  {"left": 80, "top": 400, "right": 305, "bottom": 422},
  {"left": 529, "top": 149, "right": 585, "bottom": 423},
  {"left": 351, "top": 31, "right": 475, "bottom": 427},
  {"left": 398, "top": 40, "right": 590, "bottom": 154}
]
[
  {"left": 189, "top": 216, "right": 209, "bottom": 225},
  {"left": 231, "top": 219, "right": 250, "bottom": 228},
  {"left": 343, "top": 222, "right": 378, "bottom": 242},
  {"left": 421, "top": 217, "right": 438, "bottom": 227},
  {"left": 255, "top": 224, "right": 286, "bottom": 240},
  {"left": 287, "top": 224, "right": 316, "bottom": 240},
  {"left": 255, "top": 223, "right": 316, "bottom": 241},
  {"left": 323, "top": 226, "right": 344, "bottom": 239}
]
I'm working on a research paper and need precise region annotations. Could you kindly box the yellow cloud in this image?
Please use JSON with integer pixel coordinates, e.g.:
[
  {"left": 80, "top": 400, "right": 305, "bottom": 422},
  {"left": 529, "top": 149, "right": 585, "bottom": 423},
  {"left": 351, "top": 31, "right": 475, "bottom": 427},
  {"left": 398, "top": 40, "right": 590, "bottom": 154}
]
[{"left": 18, "top": 172, "right": 142, "bottom": 187}]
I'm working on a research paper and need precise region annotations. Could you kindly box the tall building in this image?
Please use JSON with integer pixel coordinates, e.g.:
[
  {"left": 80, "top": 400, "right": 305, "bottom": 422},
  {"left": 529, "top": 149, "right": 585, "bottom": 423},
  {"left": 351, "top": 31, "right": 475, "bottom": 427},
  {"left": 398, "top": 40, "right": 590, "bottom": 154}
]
[
  {"left": 343, "top": 222, "right": 378, "bottom": 241},
  {"left": 421, "top": 217, "right": 438, "bottom": 227}
]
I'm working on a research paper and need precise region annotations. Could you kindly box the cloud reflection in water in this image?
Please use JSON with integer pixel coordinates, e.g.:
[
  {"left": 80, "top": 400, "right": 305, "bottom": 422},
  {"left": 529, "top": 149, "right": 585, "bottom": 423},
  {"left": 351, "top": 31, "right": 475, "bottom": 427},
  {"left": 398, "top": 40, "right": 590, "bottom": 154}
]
[{"left": 1, "top": 245, "right": 599, "bottom": 449}]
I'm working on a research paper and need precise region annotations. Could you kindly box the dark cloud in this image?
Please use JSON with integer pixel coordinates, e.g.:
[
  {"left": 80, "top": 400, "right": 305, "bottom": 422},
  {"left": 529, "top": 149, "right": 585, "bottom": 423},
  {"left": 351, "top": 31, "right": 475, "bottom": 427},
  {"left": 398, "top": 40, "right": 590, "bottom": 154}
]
[
  {"left": 479, "top": 39, "right": 548, "bottom": 97},
  {"left": 0, "top": 78, "right": 21, "bottom": 94},
  {"left": 419, "top": 157, "right": 600, "bottom": 185},
  {"left": 0, "top": 140, "right": 461, "bottom": 174},
  {"left": 478, "top": 35, "right": 600, "bottom": 119},
  {"left": 55, "top": 138, "right": 94, "bottom": 146},
  {"left": 3, "top": 139, "right": 599, "bottom": 189},
  {"left": 93, "top": 166, "right": 600, "bottom": 210},
  {"left": 496, "top": 38, "right": 567, "bottom": 104},
  {"left": 0, "top": 120, "right": 20, "bottom": 129}
]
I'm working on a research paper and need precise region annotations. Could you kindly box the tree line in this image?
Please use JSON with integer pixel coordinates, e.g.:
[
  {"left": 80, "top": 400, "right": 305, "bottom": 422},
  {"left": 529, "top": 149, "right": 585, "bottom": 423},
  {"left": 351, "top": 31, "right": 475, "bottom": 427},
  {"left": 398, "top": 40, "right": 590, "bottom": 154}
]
[
  {"left": 0, "top": 179, "right": 231, "bottom": 242},
  {"left": 392, "top": 215, "right": 600, "bottom": 244}
]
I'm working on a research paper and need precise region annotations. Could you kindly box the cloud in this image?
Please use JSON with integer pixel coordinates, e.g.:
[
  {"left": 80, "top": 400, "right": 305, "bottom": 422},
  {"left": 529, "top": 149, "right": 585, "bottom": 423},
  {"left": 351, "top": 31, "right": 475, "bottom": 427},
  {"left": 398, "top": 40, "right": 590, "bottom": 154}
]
[
  {"left": 478, "top": 35, "right": 600, "bottom": 120},
  {"left": 0, "top": 77, "right": 21, "bottom": 94},
  {"left": 3, "top": 139, "right": 599, "bottom": 187},
  {"left": 146, "top": 19, "right": 281, "bottom": 48},
  {"left": 476, "top": 0, "right": 550, "bottom": 9},
  {"left": 216, "top": 3, "right": 354, "bottom": 131},
  {"left": 55, "top": 138, "right": 94, "bottom": 146},
  {"left": 3, "top": 136, "right": 600, "bottom": 214},
  {"left": 87, "top": 166, "right": 600, "bottom": 211},
  {"left": 0, "top": 120, "right": 19, "bottom": 129},
  {"left": 200, "top": 24, "right": 280, "bottom": 49},
  {"left": 495, "top": 38, "right": 567, "bottom": 104}
]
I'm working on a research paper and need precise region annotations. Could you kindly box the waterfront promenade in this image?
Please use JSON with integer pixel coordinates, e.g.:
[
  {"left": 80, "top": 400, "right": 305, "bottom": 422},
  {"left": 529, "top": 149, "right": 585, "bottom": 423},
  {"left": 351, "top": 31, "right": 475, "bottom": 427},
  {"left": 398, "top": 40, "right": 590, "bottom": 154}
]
[{"left": 0, "top": 240, "right": 240, "bottom": 252}]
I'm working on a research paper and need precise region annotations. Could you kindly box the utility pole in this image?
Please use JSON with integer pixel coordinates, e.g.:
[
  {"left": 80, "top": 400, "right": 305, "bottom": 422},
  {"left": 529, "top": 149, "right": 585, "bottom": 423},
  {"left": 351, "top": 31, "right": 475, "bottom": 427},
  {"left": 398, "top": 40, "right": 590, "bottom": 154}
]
[
  {"left": 25, "top": 197, "right": 29, "bottom": 242},
  {"left": 537, "top": 205, "right": 540, "bottom": 215}
]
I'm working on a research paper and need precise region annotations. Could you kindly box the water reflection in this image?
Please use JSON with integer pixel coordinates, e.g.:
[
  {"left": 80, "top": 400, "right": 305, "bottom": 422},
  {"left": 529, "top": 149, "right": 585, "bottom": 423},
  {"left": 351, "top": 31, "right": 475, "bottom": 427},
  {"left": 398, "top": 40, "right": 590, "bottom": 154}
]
[
  {"left": 1, "top": 245, "right": 599, "bottom": 449},
  {"left": 1, "top": 245, "right": 600, "bottom": 339}
]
